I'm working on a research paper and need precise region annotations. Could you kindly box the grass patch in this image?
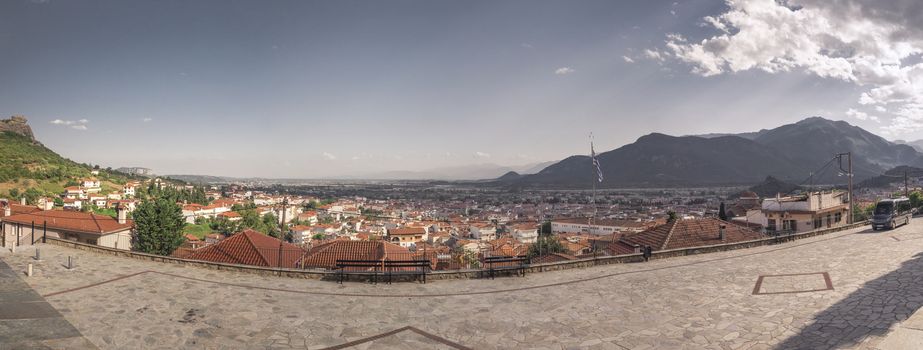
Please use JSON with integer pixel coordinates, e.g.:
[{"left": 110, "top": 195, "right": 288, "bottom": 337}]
[{"left": 183, "top": 223, "right": 214, "bottom": 239}]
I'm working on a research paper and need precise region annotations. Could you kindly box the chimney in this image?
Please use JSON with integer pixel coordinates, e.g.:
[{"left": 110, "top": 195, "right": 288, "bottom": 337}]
[
  {"left": 2, "top": 201, "right": 10, "bottom": 217},
  {"left": 719, "top": 224, "right": 726, "bottom": 241},
  {"left": 21, "top": 197, "right": 26, "bottom": 206},
  {"left": 117, "top": 205, "right": 127, "bottom": 224}
]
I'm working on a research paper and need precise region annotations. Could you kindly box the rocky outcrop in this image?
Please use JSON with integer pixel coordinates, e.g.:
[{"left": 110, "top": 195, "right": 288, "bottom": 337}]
[{"left": 0, "top": 115, "right": 36, "bottom": 141}]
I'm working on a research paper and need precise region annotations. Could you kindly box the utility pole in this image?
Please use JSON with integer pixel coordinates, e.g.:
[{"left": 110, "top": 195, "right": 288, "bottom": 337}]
[
  {"left": 277, "top": 197, "right": 288, "bottom": 271},
  {"left": 905, "top": 171, "right": 910, "bottom": 198},
  {"left": 837, "top": 152, "right": 854, "bottom": 224},
  {"left": 849, "top": 152, "right": 853, "bottom": 224}
]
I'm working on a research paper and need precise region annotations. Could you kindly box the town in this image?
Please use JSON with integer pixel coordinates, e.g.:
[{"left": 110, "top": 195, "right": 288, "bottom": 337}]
[
  {"left": 1, "top": 168, "right": 913, "bottom": 272},
  {"left": 4, "top": 0, "right": 923, "bottom": 348}
]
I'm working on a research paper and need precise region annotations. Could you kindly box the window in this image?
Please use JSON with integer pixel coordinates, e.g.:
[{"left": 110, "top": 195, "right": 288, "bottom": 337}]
[
  {"left": 834, "top": 212, "right": 842, "bottom": 223},
  {"left": 767, "top": 219, "right": 777, "bottom": 231}
]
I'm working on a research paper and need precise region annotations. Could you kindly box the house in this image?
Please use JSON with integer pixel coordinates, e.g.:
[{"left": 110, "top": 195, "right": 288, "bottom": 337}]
[
  {"left": 88, "top": 195, "right": 107, "bottom": 208},
  {"left": 301, "top": 240, "right": 415, "bottom": 269},
  {"left": 607, "top": 217, "right": 763, "bottom": 255},
  {"left": 182, "top": 234, "right": 207, "bottom": 249},
  {"left": 218, "top": 211, "right": 242, "bottom": 222},
  {"left": 204, "top": 233, "right": 226, "bottom": 245},
  {"left": 551, "top": 218, "right": 652, "bottom": 235},
  {"left": 0, "top": 199, "right": 42, "bottom": 219},
  {"left": 122, "top": 184, "right": 136, "bottom": 197},
  {"left": 469, "top": 223, "right": 497, "bottom": 241},
  {"left": 107, "top": 199, "right": 137, "bottom": 213},
  {"left": 1, "top": 208, "right": 133, "bottom": 250},
  {"left": 760, "top": 191, "right": 850, "bottom": 233},
  {"left": 35, "top": 197, "right": 55, "bottom": 210},
  {"left": 62, "top": 198, "right": 82, "bottom": 210},
  {"left": 297, "top": 211, "right": 318, "bottom": 225},
  {"left": 509, "top": 222, "right": 539, "bottom": 243},
  {"left": 63, "top": 186, "right": 87, "bottom": 200},
  {"left": 386, "top": 227, "right": 428, "bottom": 248},
  {"left": 290, "top": 225, "right": 314, "bottom": 244},
  {"left": 182, "top": 229, "right": 306, "bottom": 268},
  {"left": 81, "top": 178, "right": 101, "bottom": 190}
]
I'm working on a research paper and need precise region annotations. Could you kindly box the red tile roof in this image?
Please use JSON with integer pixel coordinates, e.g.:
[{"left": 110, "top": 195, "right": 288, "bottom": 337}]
[
  {"left": 301, "top": 240, "right": 414, "bottom": 269},
  {"left": 619, "top": 218, "right": 763, "bottom": 251},
  {"left": 183, "top": 229, "right": 305, "bottom": 268},
  {"left": 2, "top": 210, "right": 132, "bottom": 235},
  {"left": 1, "top": 202, "right": 41, "bottom": 218},
  {"left": 388, "top": 227, "right": 426, "bottom": 235}
]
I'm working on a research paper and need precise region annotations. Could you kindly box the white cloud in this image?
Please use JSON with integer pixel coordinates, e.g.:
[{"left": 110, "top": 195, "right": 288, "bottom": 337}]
[
  {"left": 622, "top": 56, "right": 635, "bottom": 63},
  {"left": 321, "top": 152, "right": 337, "bottom": 160},
  {"left": 474, "top": 151, "right": 491, "bottom": 158},
  {"left": 554, "top": 67, "right": 575, "bottom": 75},
  {"left": 49, "top": 118, "right": 89, "bottom": 130},
  {"left": 142, "top": 118, "right": 153, "bottom": 122},
  {"left": 875, "top": 105, "right": 888, "bottom": 113},
  {"left": 661, "top": 0, "right": 923, "bottom": 135},
  {"left": 643, "top": 49, "right": 665, "bottom": 62},
  {"left": 846, "top": 108, "right": 880, "bottom": 122}
]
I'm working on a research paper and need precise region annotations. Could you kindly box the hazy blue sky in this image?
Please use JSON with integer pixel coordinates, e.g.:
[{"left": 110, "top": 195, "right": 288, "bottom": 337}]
[{"left": 2, "top": 0, "right": 920, "bottom": 177}]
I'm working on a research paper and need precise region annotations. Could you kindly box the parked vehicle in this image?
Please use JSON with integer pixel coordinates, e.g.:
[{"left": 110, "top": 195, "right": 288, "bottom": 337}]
[{"left": 871, "top": 198, "right": 912, "bottom": 230}]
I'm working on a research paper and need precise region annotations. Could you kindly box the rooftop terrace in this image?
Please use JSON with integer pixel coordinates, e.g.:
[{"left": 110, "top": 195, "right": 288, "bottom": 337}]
[{"left": 3, "top": 220, "right": 923, "bottom": 349}]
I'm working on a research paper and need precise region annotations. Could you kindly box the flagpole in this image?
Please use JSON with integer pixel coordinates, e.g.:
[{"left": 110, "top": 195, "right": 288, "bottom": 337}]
[{"left": 590, "top": 133, "right": 597, "bottom": 230}]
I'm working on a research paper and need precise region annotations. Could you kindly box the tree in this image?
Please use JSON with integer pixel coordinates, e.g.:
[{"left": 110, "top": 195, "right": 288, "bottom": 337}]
[
  {"left": 718, "top": 202, "right": 728, "bottom": 221},
  {"left": 527, "top": 235, "right": 565, "bottom": 258},
  {"left": 910, "top": 191, "right": 923, "bottom": 209},
  {"left": 667, "top": 211, "right": 678, "bottom": 222},
  {"left": 539, "top": 221, "right": 552, "bottom": 235},
  {"left": 134, "top": 198, "right": 186, "bottom": 256}
]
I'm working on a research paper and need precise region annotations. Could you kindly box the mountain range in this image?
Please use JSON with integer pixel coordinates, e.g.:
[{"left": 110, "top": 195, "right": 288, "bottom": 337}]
[{"left": 504, "top": 117, "right": 923, "bottom": 188}]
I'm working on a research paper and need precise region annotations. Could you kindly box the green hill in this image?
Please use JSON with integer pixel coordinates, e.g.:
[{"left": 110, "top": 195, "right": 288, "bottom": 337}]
[{"left": 0, "top": 131, "right": 139, "bottom": 201}]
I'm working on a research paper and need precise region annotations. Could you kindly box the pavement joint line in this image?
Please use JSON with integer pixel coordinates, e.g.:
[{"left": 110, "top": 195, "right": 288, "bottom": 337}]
[
  {"left": 752, "top": 272, "right": 834, "bottom": 295},
  {"left": 40, "top": 227, "right": 862, "bottom": 299},
  {"left": 317, "top": 326, "right": 472, "bottom": 350}
]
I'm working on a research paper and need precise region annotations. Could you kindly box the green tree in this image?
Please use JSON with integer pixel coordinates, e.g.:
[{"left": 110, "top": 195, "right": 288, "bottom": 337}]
[
  {"left": 910, "top": 191, "right": 923, "bottom": 209},
  {"left": 539, "top": 221, "right": 552, "bottom": 235},
  {"left": 134, "top": 198, "right": 186, "bottom": 256},
  {"left": 667, "top": 211, "right": 678, "bottom": 222},
  {"left": 527, "top": 235, "right": 565, "bottom": 258}
]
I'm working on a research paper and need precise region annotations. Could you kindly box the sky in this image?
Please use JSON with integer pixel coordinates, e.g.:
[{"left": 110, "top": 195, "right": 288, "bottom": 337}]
[{"left": 1, "top": 0, "right": 922, "bottom": 178}]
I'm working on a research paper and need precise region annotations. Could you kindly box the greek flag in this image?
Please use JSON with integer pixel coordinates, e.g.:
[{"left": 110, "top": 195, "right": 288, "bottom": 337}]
[{"left": 591, "top": 141, "right": 603, "bottom": 183}]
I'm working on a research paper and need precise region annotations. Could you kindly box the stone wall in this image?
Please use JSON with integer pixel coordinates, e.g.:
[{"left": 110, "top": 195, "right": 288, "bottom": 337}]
[
  {"left": 44, "top": 221, "right": 868, "bottom": 282},
  {"left": 0, "top": 115, "right": 36, "bottom": 141}
]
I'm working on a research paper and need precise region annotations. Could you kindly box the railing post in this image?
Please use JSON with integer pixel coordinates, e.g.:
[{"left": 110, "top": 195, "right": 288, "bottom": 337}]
[
  {"left": 31, "top": 221, "right": 35, "bottom": 245},
  {"left": 42, "top": 221, "right": 46, "bottom": 243}
]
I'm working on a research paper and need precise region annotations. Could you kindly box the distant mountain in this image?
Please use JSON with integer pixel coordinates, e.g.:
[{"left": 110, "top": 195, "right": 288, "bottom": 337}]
[
  {"left": 691, "top": 129, "right": 769, "bottom": 140},
  {"left": 508, "top": 117, "right": 923, "bottom": 188},
  {"left": 164, "top": 174, "right": 229, "bottom": 184},
  {"left": 516, "top": 133, "right": 801, "bottom": 187},
  {"left": 749, "top": 176, "right": 803, "bottom": 197},
  {"left": 358, "top": 161, "right": 553, "bottom": 180},
  {"left": 894, "top": 139, "right": 923, "bottom": 153},
  {"left": 857, "top": 165, "right": 923, "bottom": 188},
  {"left": 496, "top": 171, "right": 523, "bottom": 182}
]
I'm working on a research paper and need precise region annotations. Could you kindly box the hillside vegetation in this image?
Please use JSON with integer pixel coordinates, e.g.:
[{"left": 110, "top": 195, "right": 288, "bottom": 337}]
[{"left": 0, "top": 131, "right": 140, "bottom": 200}]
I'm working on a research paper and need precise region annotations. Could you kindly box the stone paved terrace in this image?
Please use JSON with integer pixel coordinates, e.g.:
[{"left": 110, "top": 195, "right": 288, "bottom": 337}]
[{"left": 3, "top": 221, "right": 923, "bottom": 349}]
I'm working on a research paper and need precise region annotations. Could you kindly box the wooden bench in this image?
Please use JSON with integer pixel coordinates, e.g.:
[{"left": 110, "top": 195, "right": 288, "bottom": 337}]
[
  {"left": 335, "top": 259, "right": 382, "bottom": 284},
  {"left": 483, "top": 255, "right": 530, "bottom": 279},
  {"left": 382, "top": 260, "right": 431, "bottom": 284}
]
